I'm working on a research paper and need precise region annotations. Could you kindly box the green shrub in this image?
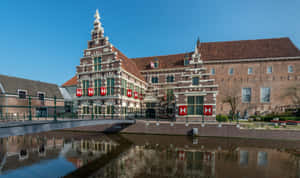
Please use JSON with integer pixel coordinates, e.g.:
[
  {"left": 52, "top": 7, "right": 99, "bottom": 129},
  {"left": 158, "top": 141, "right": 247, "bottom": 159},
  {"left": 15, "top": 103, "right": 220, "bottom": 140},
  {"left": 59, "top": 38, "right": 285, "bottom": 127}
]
[{"left": 216, "top": 114, "right": 229, "bottom": 122}]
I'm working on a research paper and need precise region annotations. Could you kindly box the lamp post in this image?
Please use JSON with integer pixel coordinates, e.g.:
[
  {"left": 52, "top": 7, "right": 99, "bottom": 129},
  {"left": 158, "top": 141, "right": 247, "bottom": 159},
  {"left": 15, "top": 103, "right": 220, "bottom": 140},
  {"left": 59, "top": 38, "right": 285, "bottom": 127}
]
[
  {"left": 54, "top": 96, "right": 57, "bottom": 122},
  {"left": 28, "top": 96, "right": 32, "bottom": 121}
]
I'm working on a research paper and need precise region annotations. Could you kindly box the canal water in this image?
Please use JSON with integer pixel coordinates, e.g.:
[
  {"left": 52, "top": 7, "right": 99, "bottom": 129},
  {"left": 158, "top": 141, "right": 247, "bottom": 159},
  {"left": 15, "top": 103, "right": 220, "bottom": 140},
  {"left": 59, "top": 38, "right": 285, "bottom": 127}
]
[{"left": 0, "top": 131, "right": 300, "bottom": 178}]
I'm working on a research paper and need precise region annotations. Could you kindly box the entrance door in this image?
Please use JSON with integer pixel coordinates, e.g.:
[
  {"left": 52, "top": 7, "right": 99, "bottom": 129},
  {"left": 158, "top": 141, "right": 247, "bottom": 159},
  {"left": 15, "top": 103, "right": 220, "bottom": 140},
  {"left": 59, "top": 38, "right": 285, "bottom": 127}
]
[
  {"left": 36, "top": 107, "right": 47, "bottom": 117},
  {"left": 146, "top": 109, "right": 156, "bottom": 118}
]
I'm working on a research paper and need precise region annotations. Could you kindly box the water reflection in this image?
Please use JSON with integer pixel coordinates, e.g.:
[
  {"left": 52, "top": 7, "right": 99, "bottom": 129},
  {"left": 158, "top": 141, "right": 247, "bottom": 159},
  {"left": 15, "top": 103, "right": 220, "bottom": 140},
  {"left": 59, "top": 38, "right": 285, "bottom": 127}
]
[
  {"left": 88, "top": 135, "right": 300, "bottom": 178},
  {"left": 0, "top": 132, "right": 119, "bottom": 177},
  {"left": 0, "top": 133, "right": 300, "bottom": 178}
]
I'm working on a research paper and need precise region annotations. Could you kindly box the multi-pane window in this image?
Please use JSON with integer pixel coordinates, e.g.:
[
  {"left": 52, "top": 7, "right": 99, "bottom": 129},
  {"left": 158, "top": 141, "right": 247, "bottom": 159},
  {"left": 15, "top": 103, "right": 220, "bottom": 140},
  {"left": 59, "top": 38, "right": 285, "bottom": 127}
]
[
  {"left": 192, "top": 77, "right": 199, "bottom": 85},
  {"left": 242, "top": 88, "right": 251, "bottom": 103},
  {"left": 229, "top": 68, "right": 234, "bottom": 75},
  {"left": 211, "top": 68, "right": 215, "bottom": 75},
  {"left": 82, "top": 80, "right": 89, "bottom": 96},
  {"left": 129, "top": 83, "right": 134, "bottom": 91},
  {"left": 121, "top": 107, "right": 127, "bottom": 115},
  {"left": 288, "top": 65, "right": 293, "bottom": 73},
  {"left": 187, "top": 96, "right": 203, "bottom": 115},
  {"left": 18, "top": 91, "right": 26, "bottom": 99},
  {"left": 248, "top": 67, "right": 253, "bottom": 75},
  {"left": 154, "top": 62, "right": 159, "bottom": 68},
  {"left": 121, "top": 79, "right": 127, "bottom": 96},
  {"left": 107, "top": 78, "right": 114, "bottom": 96},
  {"left": 94, "top": 79, "right": 101, "bottom": 96},
  {"left": 135, "top": 86, "right": 140, "bottom": 94},
  {"left": 184, "top": 59, "right": 189, "bottom": 66},
  {"left": 260, "top": 88, "right": 270, "bottom": 103},
  {"left": 141, "top": 88, "right": 144, "bottom": 98},
  {"left": 38, "top": 93, "right": 45, "bottom": 104},
  {"left": 152, "top": 77, "right": 158, "bottom": 83},
  {"left": 94, "top": 105, "right": 101, "bottom": 114},
  {"left": 94, "top": 57, "right": 101, "bottom": 71},
  {"left": 106, "top": 105, "right": 114, "bottom": 114},
  {"left": 267, "top": 66, "right": 272, "bottom": 74},
  {"left": 166, "top": 75, "right": 174, "bottom": 83},
  {"left": 167, "top": 89, "right": 174, "bottom": 102},
  {"left": 82, "top": 106, "right": 89, "bottom": 114}
]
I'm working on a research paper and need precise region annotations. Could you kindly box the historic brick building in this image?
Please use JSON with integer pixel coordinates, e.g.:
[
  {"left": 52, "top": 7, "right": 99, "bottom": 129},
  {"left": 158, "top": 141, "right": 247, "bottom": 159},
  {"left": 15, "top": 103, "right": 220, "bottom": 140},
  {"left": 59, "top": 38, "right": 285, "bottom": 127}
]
[
  {"left": 0, "top": 74, "right": 64, "bottom": 118},
  {"left": 63, "top": 10, "right": 300, "bottom": 121}
]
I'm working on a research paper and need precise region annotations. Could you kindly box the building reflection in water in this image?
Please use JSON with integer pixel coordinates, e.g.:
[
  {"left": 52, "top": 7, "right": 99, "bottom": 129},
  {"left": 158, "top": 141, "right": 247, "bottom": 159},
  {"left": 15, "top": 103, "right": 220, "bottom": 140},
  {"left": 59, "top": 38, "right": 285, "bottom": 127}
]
[
  {"left": 0, "top": 133, "right": 119, "bottom": 175},
  {"left": 88, "top": 135, "right": 300, "bottom": 178},
  {"left": 1, "top": 133, "right": 300, "bottom": 178}
]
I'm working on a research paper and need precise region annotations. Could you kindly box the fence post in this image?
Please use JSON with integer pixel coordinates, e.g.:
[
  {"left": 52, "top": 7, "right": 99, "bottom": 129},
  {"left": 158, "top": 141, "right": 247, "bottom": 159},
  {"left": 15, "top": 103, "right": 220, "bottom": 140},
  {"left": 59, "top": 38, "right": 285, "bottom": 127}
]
[
  {"left": 54, "top": 96, "right": 57, "bottom": 121},
  {"left": 28, "top": 96, "right": 32, "bottom": 121},
  {"left": 91, "top": 107, "right": 94, "bottom": 120}
]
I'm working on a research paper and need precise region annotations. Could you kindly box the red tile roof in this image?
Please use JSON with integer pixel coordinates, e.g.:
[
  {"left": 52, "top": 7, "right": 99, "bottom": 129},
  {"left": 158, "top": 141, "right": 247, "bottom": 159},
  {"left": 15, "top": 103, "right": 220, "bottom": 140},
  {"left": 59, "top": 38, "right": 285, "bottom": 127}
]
[
  {"left": 131, "top": 37, "right": 300, "bottom": 70},
  {"left": 62, "top": 75, "right": 77, "bottom": 87},
  {"left": 63, "top": 37, "right": 300, "bottom": 85},
  {"left": 112, "top": 46, "right": 145, "bottom": 81}
]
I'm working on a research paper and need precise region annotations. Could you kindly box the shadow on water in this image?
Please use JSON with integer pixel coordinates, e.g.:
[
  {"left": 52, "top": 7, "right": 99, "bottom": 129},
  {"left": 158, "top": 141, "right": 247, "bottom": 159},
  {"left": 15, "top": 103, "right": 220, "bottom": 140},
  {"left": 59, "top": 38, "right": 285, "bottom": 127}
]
[{"left": 1, "top": 131, "right": 300, "bottom": 178}]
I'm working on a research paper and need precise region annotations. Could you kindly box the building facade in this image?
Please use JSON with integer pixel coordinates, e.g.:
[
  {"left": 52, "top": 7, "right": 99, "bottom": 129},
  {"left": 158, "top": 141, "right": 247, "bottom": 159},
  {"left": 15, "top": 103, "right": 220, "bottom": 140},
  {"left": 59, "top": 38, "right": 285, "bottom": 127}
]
[
  {"left": 0, "top": 74, "right": 64, "bottom": 119},
  {"left": 63, "top": 10, "right": 300, "bottom": 121}
]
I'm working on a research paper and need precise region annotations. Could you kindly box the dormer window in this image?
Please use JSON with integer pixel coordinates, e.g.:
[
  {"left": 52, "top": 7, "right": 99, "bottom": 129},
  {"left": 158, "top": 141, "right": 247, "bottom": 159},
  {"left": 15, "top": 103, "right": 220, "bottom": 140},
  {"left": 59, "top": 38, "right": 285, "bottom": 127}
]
[
  {"left": 18, "top": 90, "right": 27, "bottom": 99},
  {"left": 184, "top": 54, "right": 190, "bottom": 66},
  {"left": 184, "top": 59, "right": 189, "bottom": 66},
  {"left": 38, "top": 92, "right": 45, "bottom": 101}
]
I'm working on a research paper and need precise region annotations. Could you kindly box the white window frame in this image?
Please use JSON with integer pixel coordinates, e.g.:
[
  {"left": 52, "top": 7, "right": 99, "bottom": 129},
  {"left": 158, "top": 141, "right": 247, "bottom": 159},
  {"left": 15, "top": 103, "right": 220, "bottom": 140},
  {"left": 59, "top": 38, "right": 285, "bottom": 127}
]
[
  {"left": 228, "top": 68, "right": 234, "bottom": 75},
  {"left": 17, "top": 89, "right": 27, "bottom": 99},
  {"left": 248, "top": 67, "right": 253, "bottom": 75},
  {"left": 260, "top": 87, "right": 271, "bottom": 103},
  {"left": 267, "top": 66, "right": 272, "bottom": 74},
  {"left": 288, "top": 65, "right": 294, "bottom": 73},
  {"left": 242, "top": 88, "right": 251, "bottom": 103}
]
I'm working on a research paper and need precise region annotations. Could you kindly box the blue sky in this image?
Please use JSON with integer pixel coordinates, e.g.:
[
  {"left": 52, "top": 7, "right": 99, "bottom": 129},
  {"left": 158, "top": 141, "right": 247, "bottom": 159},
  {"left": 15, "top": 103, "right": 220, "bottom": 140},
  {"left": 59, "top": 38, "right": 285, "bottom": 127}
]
[{"left": 0, "top": 0, "right": 299, "bottom": 85}]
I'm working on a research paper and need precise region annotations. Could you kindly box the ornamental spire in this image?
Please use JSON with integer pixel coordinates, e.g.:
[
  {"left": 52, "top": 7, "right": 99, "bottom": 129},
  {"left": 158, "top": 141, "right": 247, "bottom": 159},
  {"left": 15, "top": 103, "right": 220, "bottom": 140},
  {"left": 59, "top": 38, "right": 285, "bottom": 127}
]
[
  {"left": 194, "top": 37, "right": 201, "bottom": 55},
  {"left": 92, "top": 9, "right": 104, "bottom": 34},
  {"left": 197, "top": 37, "right": 201, "bottom": 48}
]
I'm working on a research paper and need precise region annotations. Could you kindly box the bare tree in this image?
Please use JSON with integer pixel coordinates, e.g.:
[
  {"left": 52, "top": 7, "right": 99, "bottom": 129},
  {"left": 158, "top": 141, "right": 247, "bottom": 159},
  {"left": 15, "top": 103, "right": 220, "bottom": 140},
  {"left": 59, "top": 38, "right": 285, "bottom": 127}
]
[
  {"left": 282, "top": 82, "right": 300, "bottom": 114},
  {"left": 221, "top": 84, "right": 241, "bottom": 121}
]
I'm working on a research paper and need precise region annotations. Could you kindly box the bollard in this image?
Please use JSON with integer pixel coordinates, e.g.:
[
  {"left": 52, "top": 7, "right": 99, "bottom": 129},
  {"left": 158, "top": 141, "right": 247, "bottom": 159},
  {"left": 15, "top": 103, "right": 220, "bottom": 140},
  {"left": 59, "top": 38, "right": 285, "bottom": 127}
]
[{"left": 192, "top": 128, "right": 198, "bottom": 136}]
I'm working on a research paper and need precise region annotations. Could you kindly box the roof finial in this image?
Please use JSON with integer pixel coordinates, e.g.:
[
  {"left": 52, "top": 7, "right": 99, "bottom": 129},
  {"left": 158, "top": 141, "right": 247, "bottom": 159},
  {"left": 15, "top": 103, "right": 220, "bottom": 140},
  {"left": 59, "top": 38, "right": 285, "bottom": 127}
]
[
  {"left": 94, "top": 9, "right": 100, "bottom": 23},
  {"left": 93, "top": 9, "right": 104, "bottom": 34},
  {"left": 197, "top": 37, "right": 201, "bottom": 48},
  {"left": 194, "top": 43, "right": 199, "bottom": 54}
]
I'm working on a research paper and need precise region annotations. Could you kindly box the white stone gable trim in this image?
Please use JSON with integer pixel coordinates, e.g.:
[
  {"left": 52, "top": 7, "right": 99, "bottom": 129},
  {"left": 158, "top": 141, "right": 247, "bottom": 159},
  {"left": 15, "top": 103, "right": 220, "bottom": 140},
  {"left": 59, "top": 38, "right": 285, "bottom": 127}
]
[{"left": 0, "top": 82, "right": 5, "bottom": 93}]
